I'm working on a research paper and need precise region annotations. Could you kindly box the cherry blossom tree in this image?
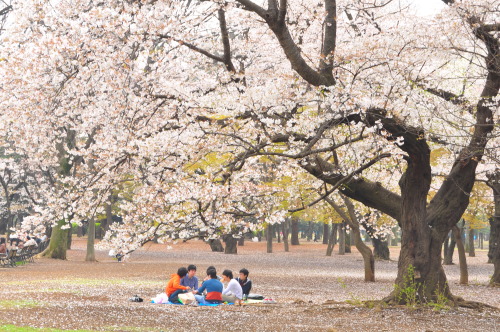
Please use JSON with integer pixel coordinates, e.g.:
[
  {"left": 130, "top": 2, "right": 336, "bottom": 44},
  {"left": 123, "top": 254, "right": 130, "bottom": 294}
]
[{"left": 0, "top": 0, "right": 498, "bottom": 306}]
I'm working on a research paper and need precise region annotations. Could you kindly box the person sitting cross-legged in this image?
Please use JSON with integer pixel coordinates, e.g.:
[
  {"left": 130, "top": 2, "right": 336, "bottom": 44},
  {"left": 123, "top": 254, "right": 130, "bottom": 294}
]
[
  {"left": 193, "top": 268, "right": 222, "bottom": 304},
  {"left": 166, "top": 267, "right": 190, "bottom": 303},
  {"left": 221, "top": 269, "right": 243, "bottom": 304},
  {"left": 236, "top": 268, "right": 252, "bottom": 299}
]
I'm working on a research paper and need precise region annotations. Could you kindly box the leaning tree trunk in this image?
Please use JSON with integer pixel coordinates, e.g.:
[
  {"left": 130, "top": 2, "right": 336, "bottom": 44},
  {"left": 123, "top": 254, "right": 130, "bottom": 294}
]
[
  {"left": 42, "top": 220, "right": 69, "bottom": 259},
  {"left": 326, "top": 223, "right": 337, "bottom": 256},
  {"left": 486, "top": 172, "right": 500, "bottom": 285},
  {"left": 468, "top": 228, "right": 475, "bottom": 257},
  {"left": 291, "top": 218, "right": 300, "bottom": 245},
  {"left": 208, "top": 239, "right": 224, "bottom": 252},
  {"left": 223, "top": 234, "right": 237, "bottom": 254},
  {"left": 85, "top": 218, "right": 96, "bottom": 262},
  {"left": 453, "top": 226, "right": 468, "bottom": 285},
  {"left": 323, "top": 223, "right": 329, "bottom": 244},
  {"left": 372, "top": 237, "right": 390, "bottom": 260}
]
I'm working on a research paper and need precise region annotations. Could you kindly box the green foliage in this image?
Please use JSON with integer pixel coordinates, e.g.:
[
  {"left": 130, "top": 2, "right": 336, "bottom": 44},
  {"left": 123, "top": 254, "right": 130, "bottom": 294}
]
[{"left": 394, "top": 265, "right": 419, "bottom": 307}]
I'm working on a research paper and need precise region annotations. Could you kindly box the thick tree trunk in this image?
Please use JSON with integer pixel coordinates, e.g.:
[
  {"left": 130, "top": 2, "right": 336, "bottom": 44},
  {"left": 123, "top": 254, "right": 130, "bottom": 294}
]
[
  {"left": 266, "top": 224, "right": 273, "bottom": 253},
  {"left": 443, "top": 231, "right": 456, "bottom": 265},
  {"left": 468, "top": 228, "right": 475, "bottom": 257},
  {"left": 326, "top": 223, "right": 337, "bottom": 256},
  {"left": 85, "top": 219, "right": 96, "bottom": 262},
  {"left": 372, "top": 237, "right": 390, "bottom": 260},
  {"left": 453, "top": 226, "right": 468, "bottom": 285},
  {"left": 291, "top": 218, "right": 300, "bottom": 245},
  {"left": 223, "top": 234, "right": 237, "bottom": 254},
  {"left": 208, "top": 239, "right": 224, "bottom": 252},
  {"left": 323, "top": 223, "right": 329, "bottom": 244},
  {"left": 238, "top": 236, "right": 245, "bottom": 246},
  {"left": 338, "top": 222, "right": 345, "bottom": 255},
  {"left": 283, "top": 220, "right": 289, "bottom": 252},
  {"left": 42, "top": 220, "right": 69, "bottom": 260}
]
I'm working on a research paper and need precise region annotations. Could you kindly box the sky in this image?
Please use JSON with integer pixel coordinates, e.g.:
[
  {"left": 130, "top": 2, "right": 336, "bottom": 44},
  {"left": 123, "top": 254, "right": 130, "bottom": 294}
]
[{"left": 410, "top": 0, "right": 447, "bottom": 16}]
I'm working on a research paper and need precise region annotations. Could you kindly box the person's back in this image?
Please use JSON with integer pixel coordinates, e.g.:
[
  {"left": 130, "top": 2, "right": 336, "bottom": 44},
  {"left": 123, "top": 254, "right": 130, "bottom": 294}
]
[
  {"left": 165, "top": 267, "right": 190, "bottom": 303},
  {"left": 195, "top": 269, "right": 222, "bottom": 304}
]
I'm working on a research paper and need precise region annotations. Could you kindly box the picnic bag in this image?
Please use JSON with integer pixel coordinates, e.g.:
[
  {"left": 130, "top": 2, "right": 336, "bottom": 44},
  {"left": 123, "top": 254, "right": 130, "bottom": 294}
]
[{"left": 178, "top": 292, "right": 196, "bottom": 305}]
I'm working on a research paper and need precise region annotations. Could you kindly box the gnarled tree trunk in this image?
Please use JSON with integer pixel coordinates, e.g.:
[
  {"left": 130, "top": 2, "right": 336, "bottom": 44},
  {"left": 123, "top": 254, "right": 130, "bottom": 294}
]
[
  {"left": 42, "top": 220, "right": 69, "bottom": 260},
  {"left": 208, "top": 239, "right": 224, "bottom": 252}
]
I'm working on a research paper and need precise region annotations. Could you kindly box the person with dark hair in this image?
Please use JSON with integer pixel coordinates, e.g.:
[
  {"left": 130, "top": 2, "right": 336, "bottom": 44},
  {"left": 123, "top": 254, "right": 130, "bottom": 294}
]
[
  {"left": 236, "top": 268, "right": 252, "bottom": 299},
  {"left": 0, "top": 237, "right": 6, "bottom": 255},
  {"left": 193, "top": 268, "right": 223, "bottom": 304},
  {"left": 180, "top": 264, "right": 198, "bottom": 291},
  {"left": 165, "top": 267, "right": 190, "bottom": 303},
  {"left": 221, "top": 269, "right": 243, "bottom": 304}
]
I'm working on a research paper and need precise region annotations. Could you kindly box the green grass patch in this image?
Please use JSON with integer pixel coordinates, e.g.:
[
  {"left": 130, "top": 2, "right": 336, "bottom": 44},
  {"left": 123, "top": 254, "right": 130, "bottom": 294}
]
[{"left": 0, "top": 300, "right": 43, "bottom": 309}]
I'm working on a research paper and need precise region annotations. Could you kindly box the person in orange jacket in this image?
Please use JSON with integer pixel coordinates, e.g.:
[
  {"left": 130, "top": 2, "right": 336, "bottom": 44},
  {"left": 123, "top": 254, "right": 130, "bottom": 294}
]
[{"left": 166, "top": 267, "right": 190, "bottom": 303}]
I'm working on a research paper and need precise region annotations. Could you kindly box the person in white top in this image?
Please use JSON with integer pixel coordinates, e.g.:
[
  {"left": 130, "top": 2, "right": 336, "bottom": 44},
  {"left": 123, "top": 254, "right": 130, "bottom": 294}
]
[
  {"left": 24, "top": 236, "right": 38, "bottom": 247},
  {"left": 221, "top": 269, "right": 243, "bottom": 304}
]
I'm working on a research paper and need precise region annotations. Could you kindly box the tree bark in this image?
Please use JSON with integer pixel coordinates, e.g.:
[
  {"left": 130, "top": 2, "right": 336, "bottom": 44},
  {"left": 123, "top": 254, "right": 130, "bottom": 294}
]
[
  {"left": 338, "top": 222, "right": 345, "bottom": 255},
  {"left": 326, "top": 223, "right": 337, "bottom": 256},
  {"left": 306, "top": 221, "right": 313, "bottom": 242},
  {"left": 42, "top": 220, "right": 69, "bottom": 260},
  {"left": 453, "top": 226, "right": 468, "bottom": 285},
  {"left": 486, "top": 173, "right": 500, "bottom": 285},
  {"left": 85, "top": 218, "right": 96, "bottom": 262},
  {"left": 238, "top": 236, "right": 245, "bottom": 246},
  {"left": 443, "top": 231, "right": 456, "bottom": 265},
  {"left": 67, "top": 226, "right": 72, "bottom": 250},
  {"left": 372, "top": 237, "right": 390, "bottom": 260},
  {"left": 323, "top": 223, "right": 329, "bottom": 244},
  {"left": 468, "top": 227, "right": 475, "bottom": 257},
  {"left": 223, "top": 234, "right": 238, "bottom": 254},
  {"left": 208, "top": 239, "right": 224, "bottom": 252},
  {"left": 345, "top": 229, "right": 351, "bottom": 253},
  {"left": 291, "top": 218, "right": 300, "bottom": 245},
  {"left": 283, "top": 220, "right": 289, "bottom": 252},
  {"left": 266, "top": 224, "right": 273, "bottom": 253}
]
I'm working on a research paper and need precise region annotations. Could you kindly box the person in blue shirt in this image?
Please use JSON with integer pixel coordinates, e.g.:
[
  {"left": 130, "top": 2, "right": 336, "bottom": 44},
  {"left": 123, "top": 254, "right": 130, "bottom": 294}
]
[
  {"left": 180, "top": 264, "right": 198, "bottom": 290},
  {"left": 193, "top": 268, "right": 222, "bottom": 304}
]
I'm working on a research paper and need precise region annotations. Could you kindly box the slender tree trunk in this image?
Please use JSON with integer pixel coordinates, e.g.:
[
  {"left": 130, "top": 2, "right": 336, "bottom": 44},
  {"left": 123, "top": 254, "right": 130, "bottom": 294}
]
[
  {"left": 67, "top": 226, "right": 72, "bottom": 250},
  {"left": 468, "top": 228, "right": 475, "bottom": 257},
  {"left": 453, "top": 226, "right": 468, "bottom": 285},
  {"left": 479, "top": 232, "right": 483, "bottom": 250},
  {"left": 444, "top": 231, "right": 456, "bottom": 265},
  {"left": 266, "top": 224, "right": 273, "bottom": 253},
  {"left": 372, "top": 237, "right": 390, "bottom": 260},
  {"left": 486, "top": 174, "right": 500, "bottom": 285},
  {"left": 323, "top": 223, "right": 329, "bottom": 244},
  {"left": 224, "top": 234, "right": 237, "bottom": 254},
  {"left": 283, "top": 220, "right": 289, "bottom": 252},
  {"left": 463, "top": 223, "right": 469, "bottom": 253},
  {"left": 306, "top": 221, "right": 313, "bottom": 241},
  {"left": 443, "top": 235, "right": 449, "bottom": 262},
  {"left": 86, "top": 219, "right": 96, "bottom": 262},
  {"left": 277, "top": 226, "right": 281, "bottom": 243},
  {"left": 42, "top": 220, "right": 69, "bottom": 259},
  {"left": 326, "top": 223, "right": 337, "bottom": 256},
  {"left": 345, "top": 229, "right": 351, "bottom": 253},
  {"left": 338, "top": 222, "right": 346, "bottom": 255},
  {"left": 238, "top": 236, "right": 245, "bottom": 246},
  {"left": 77, "top": 226, "right": 84, "bottom": 237},
  {"left": 291, "top": 218, "right": 300, "bottom": 245},
  {"left": 208, "top": 239, "right": 224, "bottom": 252}
]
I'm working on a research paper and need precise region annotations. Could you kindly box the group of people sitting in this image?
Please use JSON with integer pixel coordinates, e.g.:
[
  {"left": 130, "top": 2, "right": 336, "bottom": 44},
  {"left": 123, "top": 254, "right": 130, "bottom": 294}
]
[
  {"left": 0, "top": 233, "right": 47, "bottom": 255},
  {"left": 165, "top": 264, "right": 252, "bottom": 305}
]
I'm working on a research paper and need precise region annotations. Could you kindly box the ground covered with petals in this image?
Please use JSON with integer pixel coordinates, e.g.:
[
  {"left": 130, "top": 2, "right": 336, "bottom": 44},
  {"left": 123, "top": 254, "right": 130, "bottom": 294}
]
[{"left": 0, "top": 238, "right": 498, "bottom": 331}]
